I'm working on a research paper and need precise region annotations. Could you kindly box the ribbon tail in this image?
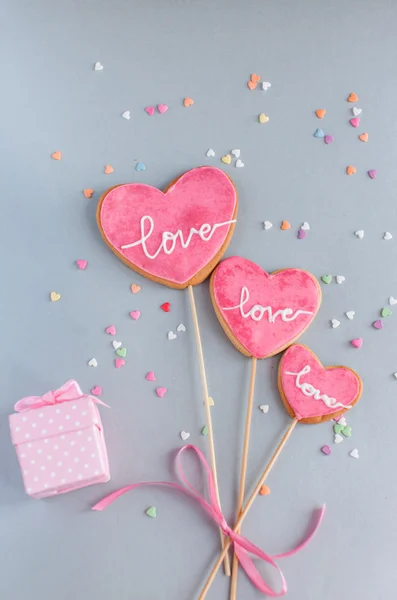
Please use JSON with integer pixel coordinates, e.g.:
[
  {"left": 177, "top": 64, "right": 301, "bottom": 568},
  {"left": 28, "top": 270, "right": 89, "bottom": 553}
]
[{"left": 272, "top": 504, "right": 326, "bottom": 559}]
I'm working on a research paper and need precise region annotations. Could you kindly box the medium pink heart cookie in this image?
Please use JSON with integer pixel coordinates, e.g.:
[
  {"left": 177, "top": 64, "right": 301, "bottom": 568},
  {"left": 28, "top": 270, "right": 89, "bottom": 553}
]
[
  {"left": 279, "top": 344, "right": 362, "bottom": 423},
  {"left": 210, "top": 257, "right": 321, "bottom": 358},
  {"left": 97, "top": 167, "right": 238, "bottom": 289}
]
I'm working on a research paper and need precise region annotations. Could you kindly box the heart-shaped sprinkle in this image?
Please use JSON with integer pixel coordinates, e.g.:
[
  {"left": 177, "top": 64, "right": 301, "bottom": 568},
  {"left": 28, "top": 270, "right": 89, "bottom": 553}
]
[
  {"left": 350, "top": 117, "right": 360, "bottom": 128},
  {"left": 261, "top": 82, "right": 271, "bottom": 91},
  {"left": 259, "top": 405, "right": 269, "bottom": 413},
  {"left": 116, "top": 347, "right": 127, "bottom": 358},
  {"left": 50, "top": 292, "right": 61, "bottom": 302},
  {"left": 301, "top": 222, "right": 310, "bottom": 231},
  {"left": 315, "top": 109, "right": 326, "bottom": 119},
  {"left": 384, "top": 231, "right": 392, "bottom": 240},
  {"left": 145, "top": 371, "right": 156, "bottom": 381},
  {"left": 161, "top": 302, "right": 171, "bottom": 312},
  {"left": 105, "top": 325, "right": 116, "bottom": 335},
  {"left": 338, "top": 416, "right": 347, "bottom": 427},
  {"left": 381, "top": 307, "right": 392, "bottom": 317},
  {"left": 183, "top": 97, "right": 194, "bottom": 107},
  {"left": 336, "top": 275, "right": 345, "bottom": 284},
  {"left": 346, "top": 166, "right": 356, "bottom": 175},
  {"left": 145, "top": 106, "right": 155, "bottom": 116},
  {"left": 221, "top": 154, "right": 232, "bottom": 165},
  {"left": 206, "top": 148, "right": 215, "bottom": 157},
  {"left": 157, "top": 104, "right": 168, "bottom": 114},
  {"left": 342, "top": 426, "right": 352, "bottom": 437},
  {"left": 334, "top": 433, "right": 344, "bottom": 444},
  {"left": 156, "top": 387, "right": 167, "bottom": 398},
  {"left": 313, "top": 128, "right": 324, "bottom": 138},
  {"left": 373, "top": 320, "right": 383, "bottom": 329},
  {"left": 348, "top": 93, "right": 358, "bottom": 103},
  {"left": 324, "top": 135, "right": 334, "bottom": 144},
  {"left": 235, "top": 159, "right": 244, "bottom": 168},
  {"left": 263, "top": 221, "right": 273, "bottom": 230},
  {"left": 359, "top": 132, "right": 368, "bottom": 142},
  {"left": 180, "top": 431, "right": 190, "bottom": 441},
  {"left": 351, "top": 338, "right": 363, "bottom": 348},
  {"left": 281, "top": 220, "right": 291, "bottom": 230},
  {"left": 346, "top": 311, "right": 355, "bottom": 320},
  {"left": 88, "top": 358, "right": 98, "bottom": 367},
  {"left": 352, "top": 107, "right": 362, "bottom": 116},
  {"left": 145, "top": 506, "right": 157, "bottom": 518},
  {"left": 177, "top": 323, "right": 186, "bottom": 332},
  {"left": 350, "top": 448, "right": 359, "bottom": 459},
  {"left": 115, "top": 358, "right": 125, "bottom": 368},
  {"left": 91, "top": 386, "right": 102, "bottom": 396},
  {"left": 297, "top": 230, "right": 307, "bottom": 239},
  {"left": 104, "top": 164, "right": 114, "bottom": 174},
  {"left": 389, "top": 297, "right": 397, "bottom": 305},
  {"left": 121, "top": 111, "right": 131, "bottom": 120},
  {"left": 259, "top": 113, "right": 269, "bottom": 123},
  {"left": 247, "top": 80, "right": 257, "bottom": 90},
  {"left": 259, "top": 485, "right": 271, "bottom": 495},
  {"left": 201, "top": 425, "right": 208, "bottom": 436},
  {"left": 321, "top": 445, "right": 331, "bottom": 455},
  {"left": 112, "top": 340, "right": 122, "bottom": 350},
  {"left": 231, "top": 149, "right": 241, "bottom": 158},
  {"left": 208, "top": 396, "right": 215, "bottom": 406},
  {"left": 355, "top": 230, "right": 364, "bottom": 239},
  {"left": 168, "top": 331, "right": 177, "bottom": 340},
  {"left": 250, "top": 73, "right": 260, "bottom": 83},
  {"left": 321, "top": 274, "right": 332, "bottom": 284},
  {"left": 76, "top": 260, "right": 88, "bottom": 270},
  {"left": 331, "top": 319, "right": 340, "bottom": 328},
  {"left": 51, "top": 151, "right": 61, "bottom": 160},
  {"left": 131, "top": 284, "right": 141, "bottom": 293},
  {"left": 136, "top": 162, "right": 146, "bottom": 172},
  {"left": 368, "top": 170, "right": 378, "bottom": 179},
  {"left": 83, "top": 188, "right": 94, "bottom": 198},
  {"left": 94, "top": 62, "right": 103, "bottom": 71},
  {"left": 129, "top": 310, "right": 140, "bottom": 320},
  {"left": 334, "top": 423, "right": 344, "bottom": 434}
]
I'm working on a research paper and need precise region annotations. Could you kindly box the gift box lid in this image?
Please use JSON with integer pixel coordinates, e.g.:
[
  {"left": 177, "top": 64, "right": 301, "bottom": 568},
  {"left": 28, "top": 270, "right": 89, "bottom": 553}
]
[{"left": 9, "top": 397, "right": 102, "bottom": 446}]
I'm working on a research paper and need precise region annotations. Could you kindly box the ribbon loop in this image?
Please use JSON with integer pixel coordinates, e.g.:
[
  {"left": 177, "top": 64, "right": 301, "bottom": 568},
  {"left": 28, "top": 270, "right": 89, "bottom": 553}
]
[
  {"left": 14, "top": 379, "right": 110, "bottom": 412},
  {"left": 92, "top": 444, "right": 324, "bottom": 596}
]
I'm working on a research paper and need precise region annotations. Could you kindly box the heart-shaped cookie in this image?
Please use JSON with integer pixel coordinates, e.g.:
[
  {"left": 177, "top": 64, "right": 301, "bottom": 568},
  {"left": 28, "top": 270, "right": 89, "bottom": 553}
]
[
  {"left": 279, "top": 344, "right": 362, "bottom": 423},
  {"left": 210, "top": 257, "right": 321, "bottom": 358},
  {"left": 97, "top": 167, "right": 238, "bottom": 289}
]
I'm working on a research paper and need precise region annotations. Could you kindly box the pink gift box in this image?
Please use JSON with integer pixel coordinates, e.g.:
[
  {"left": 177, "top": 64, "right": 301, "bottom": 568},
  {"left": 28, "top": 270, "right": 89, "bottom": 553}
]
[{"left": 9, "top": 380, "right": 110, "bottom": 498}]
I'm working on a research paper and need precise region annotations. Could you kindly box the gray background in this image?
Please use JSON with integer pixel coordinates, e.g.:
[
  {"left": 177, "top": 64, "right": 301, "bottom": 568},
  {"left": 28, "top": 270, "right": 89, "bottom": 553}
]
[{"left": 1, "top": 0, "right": 397, "bottom": 598}]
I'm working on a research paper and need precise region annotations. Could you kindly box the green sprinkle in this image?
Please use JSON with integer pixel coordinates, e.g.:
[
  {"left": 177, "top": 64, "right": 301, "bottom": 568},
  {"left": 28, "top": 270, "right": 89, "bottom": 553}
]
[
  {"left": 381, "top": 307, "right": 392, "bottom": 317},
  {"left": 145, "top": 506, "right": 157, "bottom": 518},
  {"left": 116, "top": 347, "right": 127, "bottom": 357},
  {"left": 334, "top": 423, "right": 344, "bottom": 434},
  {"left": 342, "top": 426, "right": 352, "bottom": 437},
  {"left": 321, "top": 275, "right": 332, "bottom": 285},
  {"left": 201, "top": 425, "right": 208, "bottom": 436}
]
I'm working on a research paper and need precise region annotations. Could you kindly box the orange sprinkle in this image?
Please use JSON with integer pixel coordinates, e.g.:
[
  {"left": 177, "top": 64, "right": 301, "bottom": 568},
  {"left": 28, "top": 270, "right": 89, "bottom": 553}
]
[
  {"left": 259, "top": 485, "right": 271, "bottom": 496},
  {"left": 250, "top": 73, "right": 260, "bottom": 83},
  {"left": 358, "top": 133, "right": 368, "bottom": 143},
  {"left": 183, "top": 97, "right": 194, "bottom": 107},
  {"left": 347, "top": 92, "right": 358, "bottom": 103},
  {"left": 346, "top": 166, "right": 357, "bottom": 175},
  {"left": 83, "top": 188, "right": 94, "bottom": 198},
  {"left": 51, "top": 151, "right": 61, "bottom": 160},
  {"left": 315, "top": 109, "right": 326, "bottom": 119},
  {"left": 281, "top": 220, "right": 291, "bottom": 230},
  {"left": 247, "top": 80, "right": 257, "bottom": 90},
  {"left": 104, "top": 164, "right": 114, "bottom": 174}
]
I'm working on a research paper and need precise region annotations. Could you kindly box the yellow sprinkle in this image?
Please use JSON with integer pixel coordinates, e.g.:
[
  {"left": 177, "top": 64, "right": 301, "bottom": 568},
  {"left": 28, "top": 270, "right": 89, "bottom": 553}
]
[
  {"left": 221, "top": 154, "right": 232, "bottom": 165},
  {"left": 208, "top": 396, "right": 215, "bottom": 406},
  {"left": 50, "top": 292, "right": 61, "bottom": 302},
  {"left": 259, "top": 113, "right": 269, "bottom": 124}
]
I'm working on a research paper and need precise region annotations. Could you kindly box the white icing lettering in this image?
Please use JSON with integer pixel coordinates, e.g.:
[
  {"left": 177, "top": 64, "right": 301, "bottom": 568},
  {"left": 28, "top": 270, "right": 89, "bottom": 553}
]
[{"left": 284, "top": 365, "right": 351, "bottom": 409}]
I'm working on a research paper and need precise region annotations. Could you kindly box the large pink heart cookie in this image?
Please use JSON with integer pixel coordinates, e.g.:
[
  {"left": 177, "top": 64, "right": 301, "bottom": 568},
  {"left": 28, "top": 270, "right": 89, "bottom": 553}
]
[
  {"left": 210, "top": 257, "right": 321, "bottom": 358},
  {"left": 279, "top": 344, "right": 362, "bottom": 423},
  {"left": 97, "top": 167, "right": 238, "bottom": 289}
]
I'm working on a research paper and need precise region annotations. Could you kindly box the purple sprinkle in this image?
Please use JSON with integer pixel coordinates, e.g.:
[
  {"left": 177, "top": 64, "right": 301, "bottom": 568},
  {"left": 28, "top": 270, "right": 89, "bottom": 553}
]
[
  {"left": 324, "top": 135, "right": 334, "bottom": 145},
  {"left": 372, "top": 319, "right": 383, "bottom": 330},
  {"left": 368, "top": 169, "right": 378, "bottom": 179},
  {"left": 321, "top": 445, "right": 331, "bottom": 456},
  {"left": 297, "top": 229, "right": 307, "bottom": 240}
]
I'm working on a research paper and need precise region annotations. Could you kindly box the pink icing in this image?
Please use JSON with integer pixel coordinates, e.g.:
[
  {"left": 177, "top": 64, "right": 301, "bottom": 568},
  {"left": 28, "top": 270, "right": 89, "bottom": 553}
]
[
  {"left": 98, "top": 167, "right": 237, "bottom": 286},
  {"left": 211, "top": 257, "right": 321, "bottom": 358},
  {"left": 279, "top": 344, "right": 361, "bottom": 421}
]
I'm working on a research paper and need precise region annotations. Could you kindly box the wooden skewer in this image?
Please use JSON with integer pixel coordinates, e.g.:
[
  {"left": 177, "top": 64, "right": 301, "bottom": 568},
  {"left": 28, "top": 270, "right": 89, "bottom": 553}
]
[
  {"left": 229, "top": 357, "right": 257, "bottom": 599},
  {"left": 188, "top": 285, "right": 231, "bottom": 576},
  {"left": 199, "top": 418, "right": 298, "bottom": 599}
]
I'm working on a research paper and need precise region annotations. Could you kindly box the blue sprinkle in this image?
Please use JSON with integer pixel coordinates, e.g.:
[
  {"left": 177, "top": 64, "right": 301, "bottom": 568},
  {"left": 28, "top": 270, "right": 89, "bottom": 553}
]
[
  {"left": 314, "top": 128, "right": 324, "bottom": 138},
  {"left": 136, "top": 162, "right": 146, "bottom": 172}
]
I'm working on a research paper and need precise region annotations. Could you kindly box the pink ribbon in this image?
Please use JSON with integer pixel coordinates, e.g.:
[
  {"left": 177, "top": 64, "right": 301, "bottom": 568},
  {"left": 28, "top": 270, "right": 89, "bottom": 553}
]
[
  {"left": 93, "top": 444, "right": 325, "bottom": 596},
  {"left": 14, "top": 379, "right": 109, "bottom": 412}
]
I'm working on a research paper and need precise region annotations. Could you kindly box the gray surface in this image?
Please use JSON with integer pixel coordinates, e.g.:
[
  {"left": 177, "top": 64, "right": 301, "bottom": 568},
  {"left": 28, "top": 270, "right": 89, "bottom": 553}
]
[{"left": 1, "top": 0, "right": 397, "bottom": 598}]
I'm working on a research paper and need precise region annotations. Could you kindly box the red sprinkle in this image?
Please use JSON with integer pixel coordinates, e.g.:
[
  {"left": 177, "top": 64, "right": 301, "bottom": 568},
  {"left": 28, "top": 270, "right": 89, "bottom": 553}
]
[{"left": 161, "top": 302, "right": 171, "bottom": 312}]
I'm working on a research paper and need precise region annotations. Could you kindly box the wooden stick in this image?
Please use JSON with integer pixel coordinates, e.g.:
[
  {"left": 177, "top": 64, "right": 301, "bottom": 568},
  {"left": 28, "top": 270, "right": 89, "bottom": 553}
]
[
  {"left": 229, "top": 357, "right": 257, "bottom": 600},
  {"left": 188, "top": 285, "right": 231, "bottom": 576},
  {"left": 199, "top": 418, "right": 298, "bottom": 599}
]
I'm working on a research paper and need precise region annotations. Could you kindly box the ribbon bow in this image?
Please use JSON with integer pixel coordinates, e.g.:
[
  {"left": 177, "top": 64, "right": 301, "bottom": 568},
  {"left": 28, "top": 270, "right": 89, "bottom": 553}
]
[
  {"left": 14, "top": 379, "right": 109, "bottom": 412},
  {"left": 93, "top": 445, "right": 324, "bottom": 596}
]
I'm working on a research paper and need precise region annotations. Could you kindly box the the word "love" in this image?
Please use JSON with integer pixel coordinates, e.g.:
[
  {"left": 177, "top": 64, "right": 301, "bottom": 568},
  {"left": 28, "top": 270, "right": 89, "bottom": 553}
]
[{"left": 284, "top": 365, "right": 351, "bottom": 409}]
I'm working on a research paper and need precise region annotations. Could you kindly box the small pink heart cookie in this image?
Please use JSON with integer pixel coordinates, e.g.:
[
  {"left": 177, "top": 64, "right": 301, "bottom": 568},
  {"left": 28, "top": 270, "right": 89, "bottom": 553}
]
[
  {"left": 97, "top": 167, "right": 238, "bottom": 289},
  {"left": 210, "top": 257, "right": 321, "bottom": 358},
  {"left": 279, "top": 344, "right": 362, "bottom": 423}
]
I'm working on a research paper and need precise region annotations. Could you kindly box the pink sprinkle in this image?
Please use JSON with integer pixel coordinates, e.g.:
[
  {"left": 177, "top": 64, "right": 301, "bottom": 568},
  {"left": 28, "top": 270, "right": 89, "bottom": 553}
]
[
  {"left": 321, "top": 445, "right": 331, "bottom": 455},
  {"left": 146, "top": 371, "right": 156, "bottom": 381},
  {"left": 115, "top": 358, "right": 125, "bottom": 369},
  {"left": 76, "top": 259, "right": 88, "bottom": 270},
  {"left": 351, "top": 338, "right": 363, "bottom": 348},
  {"left": 105, "top": 325, "right": 116, "bottom": 335},
  {"left": 297, "top": 229, "right": 307, "bottom": 240},
  {"left": 373, "top": 319, "right": 383, "bottom": 330},
  {"left": 368, "top": 169, "right": 378, "bottom": 179},
  {"left": 129, "top": 310, "right": 141, "bottom": 320},
  {"left": 145, "top": 106, "right": 155, "bottom": 116},
  {"left": 324, "top": 135, "right": 334, "bottom": 145},
  {"left": 156, "top": 387, "right": 167, "bottom": 398},
  {"left": 350, "top": 117, "right": 360, "bottom": 128},
  {"left": 157, "top": 104, "right": 168, "bottom": 114},
  {"left": 91, "top": 386, "right": 102, "bottom": 396}
]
